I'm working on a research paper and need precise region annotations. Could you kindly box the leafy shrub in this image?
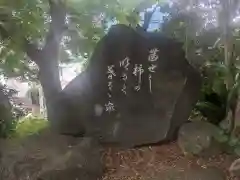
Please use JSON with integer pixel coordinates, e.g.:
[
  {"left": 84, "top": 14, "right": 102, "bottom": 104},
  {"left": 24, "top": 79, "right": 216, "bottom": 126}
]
[
  {"left": 0, "top": 118, "right": 17, "bottom": 138},
  {"left": 0, "top": 85, "right": 16, "bottom": 138},
  {"left": 210, "top": 125, "right": 240, "bottom": 156},
  {"left": 194, "top": 60, "right": 229, "bottom": 126},
  {"left": 11, "top": 116, "right": 49, "bottom": 138},
  {"left": 195, "top": 91, "right": 227, "bottom": 125}
]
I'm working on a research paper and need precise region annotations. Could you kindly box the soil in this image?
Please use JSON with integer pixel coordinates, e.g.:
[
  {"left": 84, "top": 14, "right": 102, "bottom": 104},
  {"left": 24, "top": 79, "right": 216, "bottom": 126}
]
[
  {"left": 102, "top": 142, "right": 238, "bottom": 180},
  {"left": 1, "top": 134, "right": 239, "bottom": 180}
]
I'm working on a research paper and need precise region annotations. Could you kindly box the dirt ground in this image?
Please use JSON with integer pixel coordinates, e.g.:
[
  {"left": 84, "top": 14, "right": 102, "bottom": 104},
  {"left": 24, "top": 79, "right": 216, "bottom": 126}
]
[{"left": 102, "top": 142, "right": 238, "bottom": 180}]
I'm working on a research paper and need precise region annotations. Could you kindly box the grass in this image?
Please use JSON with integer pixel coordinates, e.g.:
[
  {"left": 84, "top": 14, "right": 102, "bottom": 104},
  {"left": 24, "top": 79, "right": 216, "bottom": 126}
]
[{"left": 10, "top": 116, "right": 49, "bottom": 139}]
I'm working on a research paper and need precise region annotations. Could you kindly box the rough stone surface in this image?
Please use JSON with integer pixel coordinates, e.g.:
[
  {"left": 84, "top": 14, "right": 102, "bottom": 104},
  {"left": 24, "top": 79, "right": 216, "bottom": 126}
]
[
  {"left": 178, "top": 121, "right": 222, "bottom": 156},
  {"left": 54, "top": 24, "right": 202, "bottom": 147},
  {"left": 0, "top": 130, "right": 103, "bottom": 180}
]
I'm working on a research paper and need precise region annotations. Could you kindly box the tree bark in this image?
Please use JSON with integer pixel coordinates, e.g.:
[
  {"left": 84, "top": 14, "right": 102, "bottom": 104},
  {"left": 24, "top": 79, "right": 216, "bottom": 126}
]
[
  {"left": 0, "top": 0, "right": 66, "bottom": 122},
  {"left": 26, "top": 0, "right": 66, "bottom": 122},
  {"left": 38, "top": 54, "right": 62, "bottom": 121}
]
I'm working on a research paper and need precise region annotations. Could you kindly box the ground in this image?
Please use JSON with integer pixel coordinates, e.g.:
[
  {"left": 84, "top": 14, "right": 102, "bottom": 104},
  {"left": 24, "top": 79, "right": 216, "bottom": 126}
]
[
  {"left": 102, "top": 142, "right": 237, "bottom": 180},
  {"left": 1, "top": 132, "right": 239, "bottom": 180}
]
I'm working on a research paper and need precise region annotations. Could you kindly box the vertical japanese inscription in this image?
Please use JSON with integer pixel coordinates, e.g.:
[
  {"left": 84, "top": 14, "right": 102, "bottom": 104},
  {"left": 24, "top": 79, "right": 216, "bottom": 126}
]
[
  {"left": 133, "top": 64, "right": 144, "bottom": 91},
  {"left": 148, "top": 48, "right": 159, "bottom": 93},
  {"left": 105, "top": 65, "right": 116, "bottom": 113},
  {"left": 104, "top": 48, "right": 159, "bottom": 114},
  {"left": 119, "top": 57, "right": 130, "bottom": 95}
]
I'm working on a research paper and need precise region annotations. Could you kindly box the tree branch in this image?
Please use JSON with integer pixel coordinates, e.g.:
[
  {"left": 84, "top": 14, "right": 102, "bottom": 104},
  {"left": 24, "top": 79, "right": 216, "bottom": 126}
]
[{"left": 43, "top": 0, "right": 67, "bottom": 54}]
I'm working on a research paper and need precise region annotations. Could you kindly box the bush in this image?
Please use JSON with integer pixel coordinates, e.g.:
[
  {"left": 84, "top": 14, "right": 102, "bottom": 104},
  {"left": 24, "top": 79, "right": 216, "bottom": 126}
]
[
  {"left": 11, "top": 116, "right": 49, "bottom": 138},
  {"left": 0, "top": 118, "right": 17, "bottom": 138},
  {"left": 0, "top": 85, "right": 16, "bottom": 138},
  {"left": 194, "top": 60, "right": 229, "bottom": 126}
]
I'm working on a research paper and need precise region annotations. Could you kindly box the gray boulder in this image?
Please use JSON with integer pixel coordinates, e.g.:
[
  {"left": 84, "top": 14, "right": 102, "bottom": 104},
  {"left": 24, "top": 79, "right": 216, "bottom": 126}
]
[
  {"left": 178, "top": 121, "right": 223, "bottom": 156},
  {"left": 0, "top": 130, "right": 103, "bottom": 180},
  {"left": 53, "top": 24, "right": 202, "bottom": 147}
]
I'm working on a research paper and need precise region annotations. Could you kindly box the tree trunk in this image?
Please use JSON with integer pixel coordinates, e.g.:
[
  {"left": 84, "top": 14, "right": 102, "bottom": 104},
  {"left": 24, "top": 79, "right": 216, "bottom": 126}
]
[
  {"left": 38, "top": 53, "right": 62, "bottom": 122},
  {"left": 26, "top": 0, "right": 66, "bottom": 122}
]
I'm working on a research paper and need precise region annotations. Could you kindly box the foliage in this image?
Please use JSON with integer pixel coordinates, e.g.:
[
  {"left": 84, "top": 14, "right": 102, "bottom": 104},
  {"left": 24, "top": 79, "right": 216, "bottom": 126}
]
[
  {"left": 0, "top": 118, "right": 16, "bottom": 138},
  {"left": 0, "top": 84, "right": 16, "bottom": 138},
  {"left": 159, "top": 0, "right": 240, "bottom": 132},
  {"left": 1, "top": 84, "right": 29, "bottom": 119},
  {"left": 12, "top": 105, "right": 29, "bottom": 119},
  {"left": 0, "top": 84, "right": 29, "bottom": 120},
  {"left": 0, "top": 0, "right": 160, "bottom": 78},
  {"left": 11, "top": 116, "right": 49, "bottom": 139},
  {"left": 195, "top": 62, "right": 228, "bottom": 125},
  {"left": 213, "top": 128, "right": 240, "bottom": 156}
]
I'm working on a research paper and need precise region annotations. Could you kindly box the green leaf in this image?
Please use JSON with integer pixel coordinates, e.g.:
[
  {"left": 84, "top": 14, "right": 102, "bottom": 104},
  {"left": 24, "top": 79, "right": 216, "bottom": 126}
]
[
  {"left": 214, "top": 132, "right": 229, "bottom": 143},
  {"left": 115, "top": 10, "right": 129, "bottom": 25},
  {"left": 219, "top": 120, "right": 229, "bottom": 131},
  {"left": 229, "top": 136, "right": 239, "bottom": 147},
  {"left": 234, "top": 146, "right": 240, "bottom": 156}
]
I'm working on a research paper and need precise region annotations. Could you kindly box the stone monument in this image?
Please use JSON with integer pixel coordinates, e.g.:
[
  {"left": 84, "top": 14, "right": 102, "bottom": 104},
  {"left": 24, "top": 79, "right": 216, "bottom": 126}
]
[{"left": 53, "top": 24, "right": 202, "bottom": 147}]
